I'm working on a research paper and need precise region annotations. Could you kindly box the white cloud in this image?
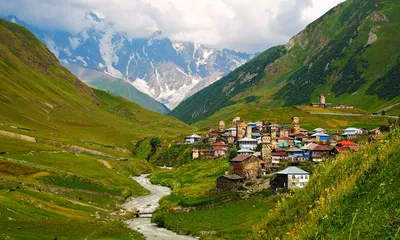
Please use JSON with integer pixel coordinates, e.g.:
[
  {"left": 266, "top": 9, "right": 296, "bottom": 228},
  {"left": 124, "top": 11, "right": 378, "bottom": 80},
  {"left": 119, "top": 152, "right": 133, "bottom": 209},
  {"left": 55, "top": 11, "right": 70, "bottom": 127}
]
[{"left": 0, "top": 0, "right": 345, "bottom": 52}]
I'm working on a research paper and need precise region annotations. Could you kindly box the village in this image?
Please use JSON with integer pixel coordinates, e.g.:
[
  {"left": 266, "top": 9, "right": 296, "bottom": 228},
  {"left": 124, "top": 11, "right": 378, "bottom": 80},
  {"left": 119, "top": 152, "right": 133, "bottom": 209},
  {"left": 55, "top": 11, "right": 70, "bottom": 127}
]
[{"left": 184, "top": 113, "right": 382, "bottom": 192}]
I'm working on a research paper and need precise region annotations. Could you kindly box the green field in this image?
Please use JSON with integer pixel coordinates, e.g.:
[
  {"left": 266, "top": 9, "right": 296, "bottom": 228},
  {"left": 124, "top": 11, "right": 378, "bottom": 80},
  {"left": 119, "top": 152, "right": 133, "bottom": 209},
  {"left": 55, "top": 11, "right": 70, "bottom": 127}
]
[
  {"left": 0, "top": 137, "right": 151, "bottom": 239},
  {"left": 161, "top": 194, "right": 279, "bottom": 240}
]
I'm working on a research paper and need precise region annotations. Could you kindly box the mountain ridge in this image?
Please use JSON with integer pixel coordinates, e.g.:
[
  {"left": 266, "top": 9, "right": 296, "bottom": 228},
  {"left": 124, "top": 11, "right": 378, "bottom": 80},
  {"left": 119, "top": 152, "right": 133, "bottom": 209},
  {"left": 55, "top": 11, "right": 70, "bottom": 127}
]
[
  {"left": 171, "top": 0, "right": 400, "bottom": 124},
  {"left": 3, "top": 13, "right": 256, "bottom": 109}
]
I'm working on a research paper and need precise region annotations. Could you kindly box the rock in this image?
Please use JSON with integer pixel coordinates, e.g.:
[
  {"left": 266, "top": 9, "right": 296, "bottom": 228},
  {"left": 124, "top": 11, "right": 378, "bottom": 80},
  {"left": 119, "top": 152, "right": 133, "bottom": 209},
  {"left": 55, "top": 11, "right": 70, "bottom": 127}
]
[{"left": 367, "top": 31, "right": 378, "bottom": 45}]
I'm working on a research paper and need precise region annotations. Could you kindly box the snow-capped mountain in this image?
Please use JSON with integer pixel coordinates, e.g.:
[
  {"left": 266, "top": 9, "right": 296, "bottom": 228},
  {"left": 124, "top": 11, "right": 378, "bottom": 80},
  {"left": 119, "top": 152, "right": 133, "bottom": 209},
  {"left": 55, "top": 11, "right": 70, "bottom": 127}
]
[{"left": 5, "top": 12, "right": 256, "bottom": 109}]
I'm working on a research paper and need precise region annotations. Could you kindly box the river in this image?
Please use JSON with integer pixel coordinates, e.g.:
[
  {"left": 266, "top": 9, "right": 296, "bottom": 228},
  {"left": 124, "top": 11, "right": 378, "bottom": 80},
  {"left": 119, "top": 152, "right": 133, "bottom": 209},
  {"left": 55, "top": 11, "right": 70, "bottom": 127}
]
[{"left": 124, "top": 174, "right": 197, "bottom": 240}]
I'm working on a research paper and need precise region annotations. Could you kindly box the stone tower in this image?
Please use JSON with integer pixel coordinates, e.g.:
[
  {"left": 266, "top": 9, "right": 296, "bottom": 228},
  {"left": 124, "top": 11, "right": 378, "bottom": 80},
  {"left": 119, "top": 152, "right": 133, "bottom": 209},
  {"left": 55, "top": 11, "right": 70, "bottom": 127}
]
[
  {"left": 261, "top": 133, "right": 272, "bottom": 170},
  {"left": 219, "top": 120, "right": 226, "bottom": 132},
  {"left": 291, "top": 117, "right": 300, "bottom": 135},
  {"left": 246, "top": 125, "right": 252, "bottom": 138},
  {"left": 271, "top": 129, "right": 278, "bottom": 149},
  {"left": 320, "top": 94, "right": 326, "bottom": 105},
  {"left": 237, "top": 125, "right": 245, "bottom": 139}
]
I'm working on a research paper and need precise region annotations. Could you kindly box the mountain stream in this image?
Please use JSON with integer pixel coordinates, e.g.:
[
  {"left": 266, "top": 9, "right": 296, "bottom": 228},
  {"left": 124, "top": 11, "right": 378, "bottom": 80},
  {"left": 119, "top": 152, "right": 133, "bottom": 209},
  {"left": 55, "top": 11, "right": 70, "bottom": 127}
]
[{"left": 124, "top": 175, "right": 197, "bottom": 240}]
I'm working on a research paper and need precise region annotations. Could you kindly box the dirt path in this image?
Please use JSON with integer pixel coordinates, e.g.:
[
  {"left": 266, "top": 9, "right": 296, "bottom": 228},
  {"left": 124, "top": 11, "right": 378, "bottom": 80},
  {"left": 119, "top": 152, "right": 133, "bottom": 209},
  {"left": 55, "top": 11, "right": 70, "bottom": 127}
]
[
  {"left": 0, "top": 130, "right": 36, "bottom": 142},
  {"left": 376, "top": 102, "right": 400, "bottom": 113},
  {"left": 97, "top": 159, "right": 113, "bottom": 169}
]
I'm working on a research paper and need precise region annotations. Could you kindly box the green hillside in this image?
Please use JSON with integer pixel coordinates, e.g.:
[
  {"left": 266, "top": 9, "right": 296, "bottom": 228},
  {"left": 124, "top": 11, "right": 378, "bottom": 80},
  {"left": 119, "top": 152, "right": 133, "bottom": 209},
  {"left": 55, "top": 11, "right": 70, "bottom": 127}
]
[
  {"left": 0, "top": 18, "right": 192, "bottom": 239},
  {"left": 171, "top": 0, "right": 400, "bottom": 124},
  {"left": 253, "top": 127, "right": 400, "bottom": 239},
  {"left": 64, "top": 63, "right": 171, "bottom": 115}
]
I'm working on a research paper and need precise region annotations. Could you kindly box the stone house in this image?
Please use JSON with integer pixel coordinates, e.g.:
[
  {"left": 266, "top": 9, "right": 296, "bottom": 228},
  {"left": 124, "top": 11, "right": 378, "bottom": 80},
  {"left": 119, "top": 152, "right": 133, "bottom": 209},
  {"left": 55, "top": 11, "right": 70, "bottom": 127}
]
[
  {"left": 216, "top": 174, "right": 244, "bottom": 192},
  {"left": 192, "top": 148, "right": 214, "bottom": 159},
  {"left": 229, "top": 155, "right": 262, "bottom": 181}
]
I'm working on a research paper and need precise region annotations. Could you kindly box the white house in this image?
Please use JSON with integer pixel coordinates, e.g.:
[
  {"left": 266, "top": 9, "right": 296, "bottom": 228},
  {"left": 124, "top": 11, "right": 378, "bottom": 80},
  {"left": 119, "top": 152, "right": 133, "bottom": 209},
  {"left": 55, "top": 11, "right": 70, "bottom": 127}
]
[
  {"left": 185, "top": 134, "right": 202, "bottom": 144},
  {"left": 237, "top": 148, "right": 255, "bottom": 156},
  {"left": 313, "top": 128, "right": 326, "bottom": 133},
  {"left": 237, "top": 137, "right": 258, "bottom": 150},
  {"left": 311, "top": 132, "right": 330, "bottom": 142},
  {"left": 273, "top": 166, "right": 310, "bottom": 190},
  {"left": 341, "top": 127, "right": 363, "bottom": 139}
]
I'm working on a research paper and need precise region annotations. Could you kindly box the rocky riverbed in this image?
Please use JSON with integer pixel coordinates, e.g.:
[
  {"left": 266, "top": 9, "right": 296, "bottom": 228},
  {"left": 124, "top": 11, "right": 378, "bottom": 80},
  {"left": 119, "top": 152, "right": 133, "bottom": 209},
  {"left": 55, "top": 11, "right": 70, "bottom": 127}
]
[{"left": 124, "top": 174, "right": 197, "bottom": 240}]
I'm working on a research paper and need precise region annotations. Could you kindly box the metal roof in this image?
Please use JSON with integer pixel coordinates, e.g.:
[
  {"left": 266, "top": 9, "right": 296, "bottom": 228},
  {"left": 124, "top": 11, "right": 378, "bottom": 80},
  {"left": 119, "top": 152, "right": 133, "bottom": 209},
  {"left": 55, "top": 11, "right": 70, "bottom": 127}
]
[
  {"left": 238, "top": 137, "right": 258, "bottom": 142},
  {"left": 187, "top": 134, "right": 201, "bottom": 138},
  {"left": 222, "top": 174, "right": 244, "bottom": 180},
  {"left": 238, "top": 149, "right": 254, "bottom": 153},
  {"left": 230, "top": 155, "right": 252, "bottom": 162},
  {"left": 311, "top": 132, "right": 330, "bottom": 137},
  {"left": 277, "top": 166, "right": 309, "bottom": 175}
]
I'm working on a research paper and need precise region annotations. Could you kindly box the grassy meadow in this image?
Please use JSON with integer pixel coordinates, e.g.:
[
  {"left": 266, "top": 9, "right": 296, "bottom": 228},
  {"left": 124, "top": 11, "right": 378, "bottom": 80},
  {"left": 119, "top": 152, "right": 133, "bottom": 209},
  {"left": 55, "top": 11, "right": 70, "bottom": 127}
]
[{"left": 0, "top": 136, "right": 154, "bottom": 239}]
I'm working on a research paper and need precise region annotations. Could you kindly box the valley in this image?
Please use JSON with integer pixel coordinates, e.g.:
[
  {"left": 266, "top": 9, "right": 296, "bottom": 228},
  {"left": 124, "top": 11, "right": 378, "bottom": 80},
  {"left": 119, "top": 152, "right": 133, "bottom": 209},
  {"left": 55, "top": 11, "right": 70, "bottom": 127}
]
[{"left": 1, "top": 0, "right": 400, "bottom": 239}]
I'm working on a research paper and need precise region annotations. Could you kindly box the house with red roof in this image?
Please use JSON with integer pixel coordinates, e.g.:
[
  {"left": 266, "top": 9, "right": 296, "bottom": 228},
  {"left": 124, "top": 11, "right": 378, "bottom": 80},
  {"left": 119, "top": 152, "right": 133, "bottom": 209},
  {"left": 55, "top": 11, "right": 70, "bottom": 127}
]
[{"left": 310, "top": 145, "right": 330, "bottom": 162}]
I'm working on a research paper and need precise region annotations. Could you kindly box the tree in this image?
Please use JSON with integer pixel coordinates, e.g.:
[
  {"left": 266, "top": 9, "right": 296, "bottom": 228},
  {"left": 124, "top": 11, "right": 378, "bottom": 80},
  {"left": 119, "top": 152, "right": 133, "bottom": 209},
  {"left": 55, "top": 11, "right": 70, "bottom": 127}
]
[{"left": 228, "top": 145, "right": 238, "bottom": 159}]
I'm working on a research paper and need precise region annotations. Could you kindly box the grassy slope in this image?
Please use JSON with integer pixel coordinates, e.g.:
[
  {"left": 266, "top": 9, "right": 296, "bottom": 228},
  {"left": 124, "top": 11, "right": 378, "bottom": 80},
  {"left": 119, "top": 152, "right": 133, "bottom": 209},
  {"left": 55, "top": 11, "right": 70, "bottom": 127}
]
[
  {"left": 0, "top": 138, "right": 151, "bottom": 239},
  {"left": 171, "top": 0, "right": 400, "bottom": 124},
  {"left": 253, "top": 129, "right": 400, "bottom": 239},
  {"left": 0, "top": 19, "right": 191, "bottom": 239}
]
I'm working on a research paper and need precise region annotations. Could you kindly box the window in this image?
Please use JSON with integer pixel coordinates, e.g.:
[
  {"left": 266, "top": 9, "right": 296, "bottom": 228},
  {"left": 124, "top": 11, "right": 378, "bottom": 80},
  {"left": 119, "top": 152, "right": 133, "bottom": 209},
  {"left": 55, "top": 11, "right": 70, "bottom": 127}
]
[{"left": 292, "top": 175, "right": 295, "bottom": 179}]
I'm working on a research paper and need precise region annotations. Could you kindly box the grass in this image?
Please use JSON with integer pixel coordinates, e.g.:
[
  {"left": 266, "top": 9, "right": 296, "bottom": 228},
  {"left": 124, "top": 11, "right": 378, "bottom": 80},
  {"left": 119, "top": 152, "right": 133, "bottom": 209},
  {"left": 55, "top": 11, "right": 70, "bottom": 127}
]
[
  {"left": 161, "top": 193, "right": 279, "bottom": 240},
  {"left": 0, "top": 154, "right": 147, "bottom": 239},
  {"left": 151, "top": 159, "right": 229, "bottom": 200},
  {"left": 253, "top": 129, "right": 400, "bottom": 239},
  {"left": 0, "top": 186, "right": 143, "bottom": 240},
  {"left": 0, "top": 134, "right": 154, "bottom": 239},
  {"left": 5, "top": 151, "right": 149, "bottom": 196}
]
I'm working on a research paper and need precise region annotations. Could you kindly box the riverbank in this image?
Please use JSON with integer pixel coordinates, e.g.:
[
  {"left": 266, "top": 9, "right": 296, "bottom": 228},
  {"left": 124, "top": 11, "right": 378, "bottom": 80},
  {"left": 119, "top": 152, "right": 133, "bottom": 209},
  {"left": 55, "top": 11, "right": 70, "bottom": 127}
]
[{"left": 124, "top": 175, "right": 197, "bottom": 240}]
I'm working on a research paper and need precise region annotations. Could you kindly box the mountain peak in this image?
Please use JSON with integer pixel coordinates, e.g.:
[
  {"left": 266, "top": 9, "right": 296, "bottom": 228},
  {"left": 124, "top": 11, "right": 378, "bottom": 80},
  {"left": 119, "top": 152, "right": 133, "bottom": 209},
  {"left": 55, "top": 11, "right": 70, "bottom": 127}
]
[{"left": 85, "top": 11, "right": 104, "bottom": 23}]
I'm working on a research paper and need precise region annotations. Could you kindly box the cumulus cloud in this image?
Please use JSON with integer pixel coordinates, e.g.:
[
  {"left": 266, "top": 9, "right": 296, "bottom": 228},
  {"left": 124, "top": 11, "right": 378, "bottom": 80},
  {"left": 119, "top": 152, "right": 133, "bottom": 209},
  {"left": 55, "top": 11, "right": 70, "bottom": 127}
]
[{"left": 0, "top": 0, "right": 345, "bottom": 52}]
